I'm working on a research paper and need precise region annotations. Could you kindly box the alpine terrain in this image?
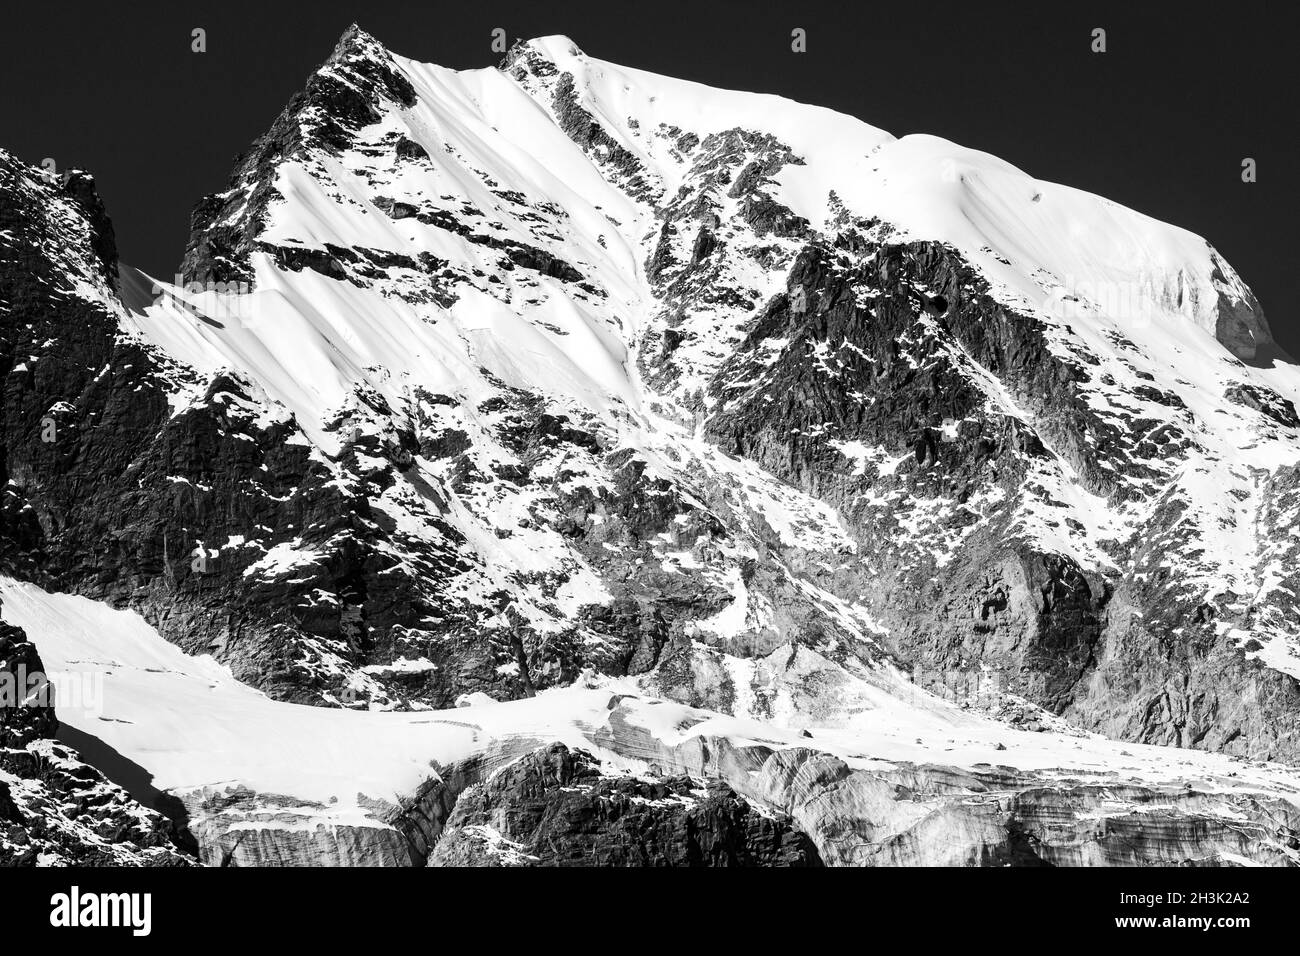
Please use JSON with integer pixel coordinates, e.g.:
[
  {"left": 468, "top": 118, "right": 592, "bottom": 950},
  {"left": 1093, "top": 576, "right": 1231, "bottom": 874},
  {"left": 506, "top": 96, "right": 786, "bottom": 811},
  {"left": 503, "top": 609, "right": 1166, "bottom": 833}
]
[{"left": 3, "top": 25, "right": 1300, "bottom": 866}]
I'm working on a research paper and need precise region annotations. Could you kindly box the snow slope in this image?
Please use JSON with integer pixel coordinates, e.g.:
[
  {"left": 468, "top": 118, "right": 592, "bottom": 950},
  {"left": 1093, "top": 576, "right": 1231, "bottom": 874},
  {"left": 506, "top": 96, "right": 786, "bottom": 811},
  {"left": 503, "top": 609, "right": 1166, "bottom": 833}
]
[
  {"left": 118, "top": 33, "right": 1276, "bottom": 454},
  {"left": 7, "top": 576, "right": 1299, "bottom": 821},
  {"left": 514, "top": 36, "right": 1267, "bottom": 350}
]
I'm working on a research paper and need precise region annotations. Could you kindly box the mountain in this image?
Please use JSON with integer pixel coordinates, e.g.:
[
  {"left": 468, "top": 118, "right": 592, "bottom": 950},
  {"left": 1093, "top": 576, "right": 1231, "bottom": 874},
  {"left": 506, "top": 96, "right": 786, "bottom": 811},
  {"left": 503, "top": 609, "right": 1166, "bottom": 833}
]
[{"left": 2, "top": 24, "right": 1299, "bottom": 866}]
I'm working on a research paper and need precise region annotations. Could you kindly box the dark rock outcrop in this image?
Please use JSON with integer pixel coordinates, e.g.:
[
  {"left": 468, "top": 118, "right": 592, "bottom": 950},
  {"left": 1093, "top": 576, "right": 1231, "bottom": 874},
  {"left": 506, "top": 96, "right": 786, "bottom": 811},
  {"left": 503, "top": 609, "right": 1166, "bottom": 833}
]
[{"left": 428, "top": 743, "right": 822, "bottom": 866}]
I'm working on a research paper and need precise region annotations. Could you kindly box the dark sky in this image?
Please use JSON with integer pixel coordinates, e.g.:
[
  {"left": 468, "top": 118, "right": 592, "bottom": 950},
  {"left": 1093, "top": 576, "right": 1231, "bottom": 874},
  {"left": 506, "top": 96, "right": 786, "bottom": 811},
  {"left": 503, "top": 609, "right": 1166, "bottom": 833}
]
[{"left": 2, "top": 1, "right": 1294, "bottom": 352}]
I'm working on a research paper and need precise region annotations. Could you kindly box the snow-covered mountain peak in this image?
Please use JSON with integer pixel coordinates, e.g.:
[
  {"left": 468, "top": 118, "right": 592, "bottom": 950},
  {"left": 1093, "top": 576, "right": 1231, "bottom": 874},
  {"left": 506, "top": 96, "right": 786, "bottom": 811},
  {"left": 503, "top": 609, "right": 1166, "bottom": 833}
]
[
  {"left": 505, "top": 34, "right": 586, "bottom": 63},
  {"left": 7, "top": 26, "right": 1300, "bottom": 819},
  {"left": 118, "top": 29, "right": 1298, "bottom": 671},
  {"left": 7, "top": 25, "right": 1300, "bottom": 867},
  {"left": 328, "top": 22, "right": 390, "bottom": 58},
  {"left": 491, "top": 33, "right": 1275, "bottom": 363},
  {"left": 166, "top": 25, "right": 1278, "bottom": 371}
]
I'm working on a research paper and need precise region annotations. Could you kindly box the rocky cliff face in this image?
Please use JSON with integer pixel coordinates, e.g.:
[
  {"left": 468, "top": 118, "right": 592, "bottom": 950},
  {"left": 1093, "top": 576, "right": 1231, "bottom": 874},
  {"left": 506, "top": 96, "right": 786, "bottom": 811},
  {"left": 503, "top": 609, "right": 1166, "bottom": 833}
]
[
  {"left": 173, "top": 689, "right": 1300, "bottom": 868},
  {"left": 3, "top": 24, "right": 1300, "bottom": 866},
  {"left": 429, "top": 742, "right": 821, "bottom": 866}
]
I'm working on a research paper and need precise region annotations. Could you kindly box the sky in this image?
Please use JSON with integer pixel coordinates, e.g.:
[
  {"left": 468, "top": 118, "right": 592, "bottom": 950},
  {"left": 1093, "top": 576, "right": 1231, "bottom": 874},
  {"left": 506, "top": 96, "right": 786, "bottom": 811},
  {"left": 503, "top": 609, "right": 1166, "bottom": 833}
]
[{"left": 1, "top": 0, "right": 1294, "bottom": 353}]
